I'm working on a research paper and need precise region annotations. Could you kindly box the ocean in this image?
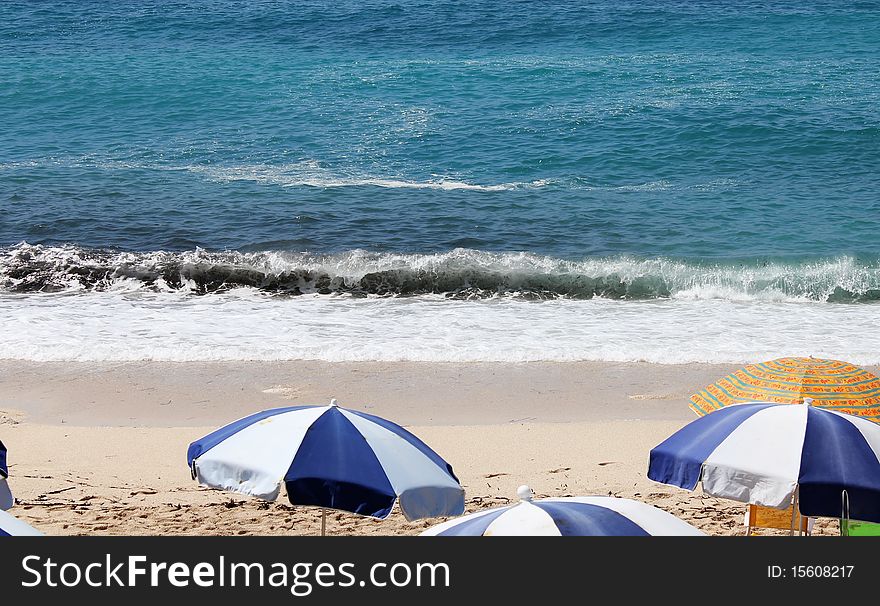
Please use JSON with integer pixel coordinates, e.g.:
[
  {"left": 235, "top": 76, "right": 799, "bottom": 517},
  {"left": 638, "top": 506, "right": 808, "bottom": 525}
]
[{"left": 1, "top": 0, "right": 879, "bottom": 363}]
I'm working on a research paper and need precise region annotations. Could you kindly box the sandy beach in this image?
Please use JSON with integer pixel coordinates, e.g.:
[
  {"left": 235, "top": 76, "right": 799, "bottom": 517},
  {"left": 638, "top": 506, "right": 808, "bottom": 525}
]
[
  {"left": 3, "top": 0, "right": 878, "bottom": 549},
  {"left": 0, "top": 360, "right": 848, "bottom": 536}
]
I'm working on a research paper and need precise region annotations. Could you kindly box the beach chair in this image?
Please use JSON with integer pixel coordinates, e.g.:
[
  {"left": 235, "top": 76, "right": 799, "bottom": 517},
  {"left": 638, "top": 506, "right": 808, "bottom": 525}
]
[{"left": 744, "top": 503, "right": 813, "bottom": 536}]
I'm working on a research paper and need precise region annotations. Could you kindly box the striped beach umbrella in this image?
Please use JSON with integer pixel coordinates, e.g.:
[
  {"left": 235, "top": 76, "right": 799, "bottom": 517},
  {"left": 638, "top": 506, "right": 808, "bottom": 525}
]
[
  {"left": 0, "top": 509, "right": 42, "bottom": 536},
  {"left": 187, "top": 400, "right": 464, "bottom": 532},
  {"left": 689, "top": 357, "right": 880, "bottom": 422},
  {"left": 0, "top": 440, "right": 12, "bottom": 511},
  {"left": 649, "top": 402, "right": 880, "bottom": 523},
  {"left": 421, "top": 486, "right": 704, "bottom": 536}
]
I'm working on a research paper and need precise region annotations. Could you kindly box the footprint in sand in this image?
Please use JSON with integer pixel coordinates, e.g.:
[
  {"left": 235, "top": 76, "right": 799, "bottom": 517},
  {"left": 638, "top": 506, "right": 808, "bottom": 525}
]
[
  {"left": 262, "top": 386, "right": 301, "bottom": 399},
  {"left": 0, "top": 409, "right": 24, "bottom": 425}
]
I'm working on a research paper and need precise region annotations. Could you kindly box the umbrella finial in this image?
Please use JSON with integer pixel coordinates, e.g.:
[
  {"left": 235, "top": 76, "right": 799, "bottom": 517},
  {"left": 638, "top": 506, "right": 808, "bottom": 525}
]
[
  {"left": 330, "top": 398, "right": 339, "bottom": 407},
  {"left": 803, "top": 397, "right": 814, "bottom": 406},
  {"left": 517, "top": 485, "right": 533, "bottom": 502}
]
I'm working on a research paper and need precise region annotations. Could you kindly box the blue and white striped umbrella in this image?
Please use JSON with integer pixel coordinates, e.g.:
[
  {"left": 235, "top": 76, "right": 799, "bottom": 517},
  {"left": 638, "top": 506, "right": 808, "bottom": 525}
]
[
  {"left": 0, "top": 440, "right": 7, "bottom": 479},
  {"left": 421, "top": 486, "right": 704, "bottom": 536},
  {"left": 0, "top": 509, "right": 42, "bottom": 537},
  {"left": 0, "top": 440, "right": 12, "bottom": 511},
  {"left": 648, "top": 401, "right": 880, "bottom": 522},
  {"left": 187, "top": 401, "right": 465, "bottom": 521}
]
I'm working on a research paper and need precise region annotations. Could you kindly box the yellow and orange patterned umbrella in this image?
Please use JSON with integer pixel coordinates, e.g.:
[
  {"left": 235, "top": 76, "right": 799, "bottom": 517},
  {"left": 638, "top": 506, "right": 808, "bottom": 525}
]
[{"left": 690, "top": 357, "right": 880, "bottom": 423}]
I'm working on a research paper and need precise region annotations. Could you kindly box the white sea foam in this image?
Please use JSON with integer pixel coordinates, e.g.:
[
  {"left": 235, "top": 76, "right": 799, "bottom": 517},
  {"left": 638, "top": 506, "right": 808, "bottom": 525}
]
[
  {"left": 1, "top": 292, "right": 879, "bottom": 364},
  {"left": 0, "top": 156, "right": 548, "bottom": 191},
  {"left": 0, "top": 154, "right": 732, "bottom": 194},
  {"left": 186, "top": 162, "right": 547, "bottom": 191}
]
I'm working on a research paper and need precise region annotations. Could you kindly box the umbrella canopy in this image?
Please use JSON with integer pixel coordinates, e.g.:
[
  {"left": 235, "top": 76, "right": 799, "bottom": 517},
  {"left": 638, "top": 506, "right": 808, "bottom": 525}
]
[
  {"left": 649, "top": 401, "right": 880, "bottom": 522},
  {"left": 0, "top": 509, "right": 42, "bottom": 536},
  {"left": 0, "top": 440, "right": 11, "bottom": 511},
  {"left": 187, "top": 401, "right": 464, "bottom": 521},
  {"left": 689, "top": 357, "right": 880, "bottom": 421},
  {"left": 421, "top": 486, "right": 704, "bottom": 536}
]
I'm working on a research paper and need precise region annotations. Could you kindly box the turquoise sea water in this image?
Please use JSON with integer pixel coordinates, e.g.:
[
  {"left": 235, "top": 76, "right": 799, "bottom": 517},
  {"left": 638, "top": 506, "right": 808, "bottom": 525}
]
[{"left": 1, "top": 1, "right": 879, "bottom": 362}]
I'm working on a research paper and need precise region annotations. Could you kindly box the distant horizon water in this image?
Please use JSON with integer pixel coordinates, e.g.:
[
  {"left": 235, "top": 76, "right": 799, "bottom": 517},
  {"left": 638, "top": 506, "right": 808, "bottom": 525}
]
[{"left": 2, "top": 1, "right": 879, "bottom": 363}]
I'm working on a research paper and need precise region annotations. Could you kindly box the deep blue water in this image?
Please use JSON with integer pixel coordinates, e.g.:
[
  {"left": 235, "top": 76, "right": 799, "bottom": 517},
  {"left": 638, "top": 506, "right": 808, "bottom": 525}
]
[
  {"left": 1, "top": 0, "right": 879, "bottom": 292},
  {"left": 0, "top": 0, "right": 880, "bottom": 301}
]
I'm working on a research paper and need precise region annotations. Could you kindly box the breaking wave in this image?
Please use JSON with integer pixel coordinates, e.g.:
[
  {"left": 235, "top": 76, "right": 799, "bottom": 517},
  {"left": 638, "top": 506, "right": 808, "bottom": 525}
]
[{"left": 3, "top": 243, "right": 880, "bottom": 302}]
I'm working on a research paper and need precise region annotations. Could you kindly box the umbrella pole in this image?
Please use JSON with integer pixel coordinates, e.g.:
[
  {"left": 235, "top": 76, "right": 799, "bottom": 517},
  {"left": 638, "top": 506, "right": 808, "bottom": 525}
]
[
  {"left": 321, "top": 508, "right": 327, "bottom": 536},
  {"left": 790, "top": 487, "right": 799, "bottom": 537}
]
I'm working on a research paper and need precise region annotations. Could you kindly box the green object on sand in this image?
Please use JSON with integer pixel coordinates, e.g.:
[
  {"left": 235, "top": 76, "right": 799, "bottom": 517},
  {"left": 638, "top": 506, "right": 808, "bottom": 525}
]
[{"left": 840, "top": 519, "right": 880, "bottom": 536}]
